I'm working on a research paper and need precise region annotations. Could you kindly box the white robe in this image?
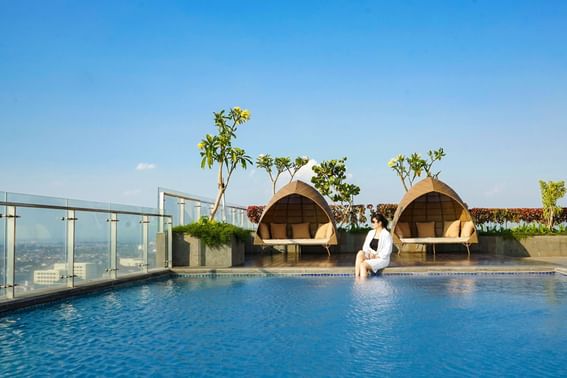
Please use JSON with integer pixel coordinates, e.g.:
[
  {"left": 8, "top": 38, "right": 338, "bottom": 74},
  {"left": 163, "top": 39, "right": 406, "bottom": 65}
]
[{"left": 362, "top": 228, "right": 393, "bottom": 273}]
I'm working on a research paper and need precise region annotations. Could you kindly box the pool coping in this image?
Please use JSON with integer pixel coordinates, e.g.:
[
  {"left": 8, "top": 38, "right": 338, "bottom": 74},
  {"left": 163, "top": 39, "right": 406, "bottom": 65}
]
[
  {"left": 0, "top": 270, "right": 170, "bottom": 315},
  {"left": 172, "top": 265, "right": 567, "bottom": 276}
]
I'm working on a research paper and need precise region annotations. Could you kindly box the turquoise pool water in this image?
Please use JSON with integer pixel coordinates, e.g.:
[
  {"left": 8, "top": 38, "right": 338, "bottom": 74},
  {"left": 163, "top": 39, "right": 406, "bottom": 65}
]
[{"left": 1, "top": 274, "right": 566, "bottom": 377}]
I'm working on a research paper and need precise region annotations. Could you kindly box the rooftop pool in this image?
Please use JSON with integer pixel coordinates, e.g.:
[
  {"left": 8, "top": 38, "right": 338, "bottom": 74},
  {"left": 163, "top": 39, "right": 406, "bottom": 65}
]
[{"left": 1, "top": 274, "right": 566, "bottom": 377}]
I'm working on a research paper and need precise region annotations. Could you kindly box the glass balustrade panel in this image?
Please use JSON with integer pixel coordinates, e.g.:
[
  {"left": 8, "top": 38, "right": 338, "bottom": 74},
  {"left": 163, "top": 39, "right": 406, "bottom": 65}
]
[
  {"left": 184, "top": 201, "right": 196, "bottom": 224},
  {"left": 74, "top": 211, "right": 111, "bottom": 284},
  {"left": 163, "top": 195, "right": 179, "bottom": 226},
  {"left": 147, "top": 216, "right": 166, "bottom": 270},
  {"left": 14, "top": 207, "right": 67, "bottom": 296},
  {"left": 116, "top": 214, "right": 143, "bottom": 276}
]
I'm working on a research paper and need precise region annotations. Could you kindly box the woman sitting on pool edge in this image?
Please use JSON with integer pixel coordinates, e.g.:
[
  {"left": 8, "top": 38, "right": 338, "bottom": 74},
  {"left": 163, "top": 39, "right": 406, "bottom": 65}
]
[{"left": 355, "top": 213, "right": 393, "bottom": 277}]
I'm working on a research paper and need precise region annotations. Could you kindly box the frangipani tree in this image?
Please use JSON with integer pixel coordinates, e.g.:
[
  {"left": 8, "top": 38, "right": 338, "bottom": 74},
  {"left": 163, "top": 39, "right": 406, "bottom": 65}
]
[
  {"left": 311, "top": 157, "right": 361, "bottom": 229},
  {"left": 256, "top": 154, "right": 310, "bottom": 194},
  {"left": 198, "top": 107, "right": 253, "bottom": 220},
  {"left": 388, "top": 147, "right": 446, "bottom": 192},
  {"left": 539, "top": 180, "right": 566, "bottom": 229}
]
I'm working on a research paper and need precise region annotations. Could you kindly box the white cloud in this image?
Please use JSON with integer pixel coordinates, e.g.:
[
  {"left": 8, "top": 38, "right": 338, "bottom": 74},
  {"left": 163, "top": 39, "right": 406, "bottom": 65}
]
[{"left": 136, "top": 163, "right": 157, "bottom": 171}]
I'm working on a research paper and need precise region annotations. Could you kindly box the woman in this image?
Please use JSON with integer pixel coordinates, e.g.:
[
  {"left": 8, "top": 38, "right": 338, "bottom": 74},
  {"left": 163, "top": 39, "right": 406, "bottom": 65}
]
[{"left": 355, "top": 213, "right": 393, "bottom": 277}]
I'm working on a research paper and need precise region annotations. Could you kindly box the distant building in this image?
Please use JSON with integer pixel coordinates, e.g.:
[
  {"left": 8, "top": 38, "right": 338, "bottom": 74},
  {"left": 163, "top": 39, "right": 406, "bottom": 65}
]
[
  {"left": 33, "top": 269, "right": 63, "bottom": 285},
  {"left": 53, "top": 263, "right": 98, "bottom": 280},
  {"left": 34, "top": 262, "right": 98, "bottom": 284},
  {"left": 119, "top": 258, "right": 143, "bottom": 267}
]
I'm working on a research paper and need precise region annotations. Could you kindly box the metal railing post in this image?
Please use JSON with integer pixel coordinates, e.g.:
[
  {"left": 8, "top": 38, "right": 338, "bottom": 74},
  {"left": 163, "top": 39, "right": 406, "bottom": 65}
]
[
  {"left": 178, "top": 199, "right": 185, "bottom": 226},
  {"left": 109, "top": 213, "right": 118, "bottom": 279},
  {"left": 142, "top": 215, "right": 149, "bottom": 273},
  {"left": 167, "top": 218, "right": 173, "bottom": 269},
  {"left": 158, "top": 191, "right": 165, "bottom": 233},
  {"left": 66, "top": 209, "right": 76, "bottom": 288},
  {"left": 5, "top": 206, "right": 16, "bottom": 299},
  {"left": 195, "top": 201, "right": 201, "bottom": 221}
]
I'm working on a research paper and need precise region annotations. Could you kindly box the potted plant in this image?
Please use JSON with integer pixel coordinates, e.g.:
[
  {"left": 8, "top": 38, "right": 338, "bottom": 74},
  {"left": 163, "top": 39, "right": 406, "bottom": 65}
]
[{"left": 173, "top": 218, "right": 251, "bottom": 267}]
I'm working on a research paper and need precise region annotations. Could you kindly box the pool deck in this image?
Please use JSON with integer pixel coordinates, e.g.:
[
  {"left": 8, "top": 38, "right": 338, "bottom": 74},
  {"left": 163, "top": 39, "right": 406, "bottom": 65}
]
[{"left": 173, "top": 252, "right": 567, "bottom": 276}]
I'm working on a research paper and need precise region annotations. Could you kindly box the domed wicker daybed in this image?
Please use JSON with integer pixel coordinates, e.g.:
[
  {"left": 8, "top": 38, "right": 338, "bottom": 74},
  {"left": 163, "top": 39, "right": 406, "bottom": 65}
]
[
  {"left": 391, "top": 177, "right": 478, "bottom": 256},
  {"left": 254, "top": 180, "right": 337, "bottom": 255}
]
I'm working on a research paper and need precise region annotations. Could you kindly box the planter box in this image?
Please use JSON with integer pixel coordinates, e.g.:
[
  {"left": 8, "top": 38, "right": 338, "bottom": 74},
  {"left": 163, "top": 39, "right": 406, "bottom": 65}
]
[
  {"left": 432, "top": 235, "right": 567, "bottom": 257},
  {"left": 172, "top": 233, "right": 245, "bottom": 267}
]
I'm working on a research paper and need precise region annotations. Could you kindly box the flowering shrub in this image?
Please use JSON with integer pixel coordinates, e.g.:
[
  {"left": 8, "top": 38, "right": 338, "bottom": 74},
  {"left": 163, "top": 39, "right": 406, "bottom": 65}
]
[
  {"left": 248, "top": 204, "right": 567, "bottom": 228},
  {"left": 246, "top": 205, "right": 265, "bottom": 224}
]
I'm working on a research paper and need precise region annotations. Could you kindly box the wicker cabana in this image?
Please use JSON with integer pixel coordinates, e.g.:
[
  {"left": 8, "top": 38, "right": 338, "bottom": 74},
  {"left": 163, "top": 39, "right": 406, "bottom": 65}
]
[
  {"left": 391, "top": 177, "right": 478, "bottom": 255},
  {"left": 254, "top": 180, "right": 337, "bottom": 254}
]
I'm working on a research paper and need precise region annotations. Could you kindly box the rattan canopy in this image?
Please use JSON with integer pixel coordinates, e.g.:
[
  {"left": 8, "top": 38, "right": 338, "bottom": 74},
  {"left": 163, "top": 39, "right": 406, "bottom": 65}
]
[
  {"left": 254, "top": 180, "right": 337, "bottom": 245},
  {"left": 391, "top": 177, "right": 478, "bottom": 244}
]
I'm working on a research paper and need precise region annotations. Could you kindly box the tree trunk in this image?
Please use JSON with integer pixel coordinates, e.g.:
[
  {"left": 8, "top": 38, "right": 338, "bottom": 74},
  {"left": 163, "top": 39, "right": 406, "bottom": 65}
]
[{"left": 210, "top": 186, "right": 225, "bottom": 221}]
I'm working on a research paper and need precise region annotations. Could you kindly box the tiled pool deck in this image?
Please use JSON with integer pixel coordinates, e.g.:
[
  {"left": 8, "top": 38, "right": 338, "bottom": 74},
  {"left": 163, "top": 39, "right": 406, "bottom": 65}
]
[{"left": 173, "top": 252, "right": 567, "bottom": 276}]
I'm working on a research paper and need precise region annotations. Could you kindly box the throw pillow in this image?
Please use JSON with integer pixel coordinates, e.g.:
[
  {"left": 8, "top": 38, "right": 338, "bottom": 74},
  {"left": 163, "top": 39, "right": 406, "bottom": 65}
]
[
  {"left": 258, "top": 223, "right": 270, "bottom": 239},
  {"left": 460, "top": 221, "right": 475, "bottom": 238},
  {"left": 443, "top": 220, "right": 461, "bottom": 238},
  {"left": 416, "top": 221, "right": 436, "bottom": 238},
  {"left": 396, "top": 222, "right": 411, "bottom": 238},
  {"left": 270, "top": 223, "right": 287, "bottom": 239},
  {"left": 291, "top": 223, "right": 311, "bottom": 239}
]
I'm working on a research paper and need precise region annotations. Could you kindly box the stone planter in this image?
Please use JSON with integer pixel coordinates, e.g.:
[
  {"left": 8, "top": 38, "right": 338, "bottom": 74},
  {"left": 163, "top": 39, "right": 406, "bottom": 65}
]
[
  {"left": 476, "top": 235, "right": 567, "bottom": 257},
  {"left": 432, "top": 235, "right": 567, "bottom": 257},
  {"left": 172, "top": 233, "right": 245, "bottom": 267},
  {"left": 336, "top": 230, "right": 367, "bottom": 253}
]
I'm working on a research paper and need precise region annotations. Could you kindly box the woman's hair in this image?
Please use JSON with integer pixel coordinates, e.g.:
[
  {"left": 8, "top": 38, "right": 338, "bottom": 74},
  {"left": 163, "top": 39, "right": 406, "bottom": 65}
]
[{"left": 372, "top": 213, "right": 389, "bottom": 229}]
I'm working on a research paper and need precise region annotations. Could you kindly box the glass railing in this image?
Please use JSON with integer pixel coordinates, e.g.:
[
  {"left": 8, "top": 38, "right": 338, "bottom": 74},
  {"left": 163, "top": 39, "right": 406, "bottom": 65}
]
[
  {"left": 0, "top": 192, "right": 172, "bottom": 301},
  {"left": 158, "top": 187, "right": 254, "bottom": 229}
]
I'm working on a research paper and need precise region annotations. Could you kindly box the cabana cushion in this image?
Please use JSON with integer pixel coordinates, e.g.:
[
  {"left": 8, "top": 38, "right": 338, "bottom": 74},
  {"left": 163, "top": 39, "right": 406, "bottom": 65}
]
[
  {"left": 396, "top": 222, "right": 411, "bottom": 238},
  {"left": 417, "top": 222, "right": 436, "bottom": 237},
  {"left": 270, "top": 223, "right": 288, "bottom": 239},
  {"left": 443, "top": 220, "right": 461, "bottom": 238},
  {"left": 291, "top": 223, "right": 311, "bottom": 239},
  {"left": 460, "top": 221, "right": 475, "bottom": 238},
  {"left": 314, "top": 222, "right": 332, "bottom": 239},
  {"left": 258, "top": 223, "right": 271, "bottom": 239}
]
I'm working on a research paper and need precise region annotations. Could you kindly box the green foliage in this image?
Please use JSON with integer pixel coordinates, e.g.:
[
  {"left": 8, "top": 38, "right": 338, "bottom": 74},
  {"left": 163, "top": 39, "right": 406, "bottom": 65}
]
[
  {"left": 173, "top": 218, "right": 251, "bottom": 248},
  {"left": 388, "top": 147, "right": 446, "bottom": 191},
  {"left": 539, "top": 180, "right": 566, "bottom": 229},
  {"left": 311, "top": 157, "right": 361, "bottom": 229},
  {"left": 197, "top": 107, "right": 253, "bottom": 220},
  {"left": 338, "top": 225, "right": 371, "bottom": 234},
  {"left": 479, "top": 223, "right": 567, "bottom": 239},
  {"left": 256, "top": 154, "right": 310, "bottom": 194}
]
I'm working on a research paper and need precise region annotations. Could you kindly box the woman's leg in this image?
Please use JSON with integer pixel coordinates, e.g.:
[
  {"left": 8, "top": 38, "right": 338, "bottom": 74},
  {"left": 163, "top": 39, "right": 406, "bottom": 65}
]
[
  {"left": 359, "top": 261, "right": 371, "bottom": 278},
  {"left": 355, "top": 250, "right": 365, "bottom": 276}
]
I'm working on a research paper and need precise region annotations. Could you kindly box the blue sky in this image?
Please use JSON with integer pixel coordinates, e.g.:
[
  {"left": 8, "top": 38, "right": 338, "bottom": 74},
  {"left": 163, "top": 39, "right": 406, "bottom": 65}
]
[{"left": 1, "top": 0, "right": 566, "bottom": 209}]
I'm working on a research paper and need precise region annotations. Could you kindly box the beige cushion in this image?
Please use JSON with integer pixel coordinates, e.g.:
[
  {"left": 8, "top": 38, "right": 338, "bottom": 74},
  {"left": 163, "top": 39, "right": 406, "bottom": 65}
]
[
  {"left": 314, "top": 223, "right": 331, "bottom": 239},
  {"left": 270, "top": 223, "right": 287, "bottom": 239},
  {"left": 258, "top": 223, "right": 270, "bottom": 239},
  {"left": 443, "top": 220, "right": 461, "bottom": 238},
  {"left": 396, "top": 222, "right": 411, "bottom": 238},
  {"left": 291, "top": 223, "right": 311, "bottom": 239},
  {"left": 416, "top": 222, "right": 436, "bottom": 238},
  {"left": 460, "top": 221, "right": 475, "bottom": 238}
]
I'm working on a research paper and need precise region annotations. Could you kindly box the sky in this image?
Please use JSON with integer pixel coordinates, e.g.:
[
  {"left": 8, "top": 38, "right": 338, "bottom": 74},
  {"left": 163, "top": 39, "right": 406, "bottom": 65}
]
[{"left": 1, "top": 0, "right": 566, "bottom": 210}]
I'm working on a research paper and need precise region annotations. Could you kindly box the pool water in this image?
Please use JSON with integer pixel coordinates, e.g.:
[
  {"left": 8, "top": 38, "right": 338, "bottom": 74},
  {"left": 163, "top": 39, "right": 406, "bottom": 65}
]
[{"left": 1, "top": 274, "right": 566, "bottom": 377}]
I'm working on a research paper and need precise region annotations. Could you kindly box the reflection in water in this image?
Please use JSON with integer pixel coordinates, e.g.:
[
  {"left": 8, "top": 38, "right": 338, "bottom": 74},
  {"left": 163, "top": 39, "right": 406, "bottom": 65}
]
[
  {"left": 59, "top": 303, "right": 79, "bottom": 321},
  {"left": 104, "top": 291, "right": 122, "bottom": 309},
  {"left": 445, "top": 278, "right": 476, "bottom": 295}
]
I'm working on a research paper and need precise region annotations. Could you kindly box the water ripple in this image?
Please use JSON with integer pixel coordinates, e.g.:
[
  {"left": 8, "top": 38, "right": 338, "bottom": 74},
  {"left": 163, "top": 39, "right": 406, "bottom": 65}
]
[{"left": 0, "top": 275, "right": 566, "bottom": 376}]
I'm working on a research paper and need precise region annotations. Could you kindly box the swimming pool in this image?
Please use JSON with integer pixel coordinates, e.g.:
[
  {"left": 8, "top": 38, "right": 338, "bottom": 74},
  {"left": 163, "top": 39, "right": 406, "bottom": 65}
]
[{"left": 1, "top": 274, "right": 566, "bottom": 377}]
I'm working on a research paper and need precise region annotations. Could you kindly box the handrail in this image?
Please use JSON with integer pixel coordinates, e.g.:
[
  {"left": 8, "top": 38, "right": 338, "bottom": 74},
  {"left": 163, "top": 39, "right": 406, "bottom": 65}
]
[{"left": 0, "top": 200, "right": 167, "bottom": 217}]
